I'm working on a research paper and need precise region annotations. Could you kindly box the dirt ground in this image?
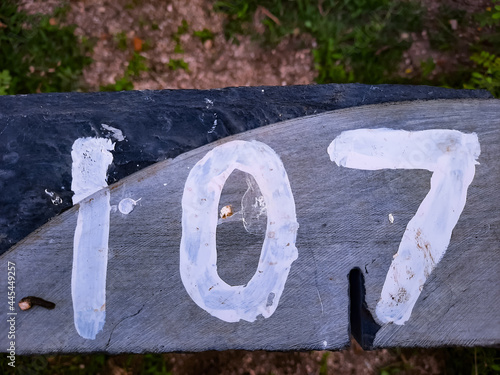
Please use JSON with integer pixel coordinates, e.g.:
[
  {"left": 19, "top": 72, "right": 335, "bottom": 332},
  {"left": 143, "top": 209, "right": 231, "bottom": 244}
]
[
  {"left": 21, "top": 0, "right": 316, "bottom": 90},
  {"left": 19, "top": 0, "right": 492, "bottom": 91},
  {"left": 401, "top": 0, "right": 492, "bottom": 81},
  {"left": 162, "top": 340, "right": 444, "bottom": 375},
  {"left": 16, "top": 0, "right": 489, "bottom": 373},
  {"left": 99, "top": 338, "right": 446, "bottom": 374}
]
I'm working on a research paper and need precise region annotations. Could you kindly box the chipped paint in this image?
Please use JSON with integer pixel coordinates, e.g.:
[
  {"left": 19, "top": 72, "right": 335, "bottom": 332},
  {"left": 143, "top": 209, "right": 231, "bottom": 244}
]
[
  {"left": 101, "top": 124, "right": 125, "bottom": 142},
  {"left": 44, "top": 189, "right": 62, "bottom": 205},
  {"left": 207, "top": 118, "right": 218, "bottom": 134},
  {"left": 328, "top": 128, "right": 480, "bottom": 325},
  {"left": 180, "top": 140, "right": 299, "bottom": 322}
]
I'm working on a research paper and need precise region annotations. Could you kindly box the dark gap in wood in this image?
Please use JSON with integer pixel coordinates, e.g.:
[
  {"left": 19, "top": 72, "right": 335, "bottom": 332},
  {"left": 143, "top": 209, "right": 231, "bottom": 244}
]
[{"left": 349, "top": 268, "right": 380, "bottom": 350}]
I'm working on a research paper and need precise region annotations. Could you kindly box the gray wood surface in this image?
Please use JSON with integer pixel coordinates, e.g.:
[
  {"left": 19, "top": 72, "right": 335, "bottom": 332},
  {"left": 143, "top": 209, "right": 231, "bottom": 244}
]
[{"left": 1, "top": 99, "right": 499, "bottom": 354}]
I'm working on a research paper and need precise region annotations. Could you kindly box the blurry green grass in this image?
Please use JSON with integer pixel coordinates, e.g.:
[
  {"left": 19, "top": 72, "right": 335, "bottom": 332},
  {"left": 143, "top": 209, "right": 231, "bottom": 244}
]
[
  {"left": 0, "top": 0, "right": 92, "bottom": 95},
  {"left": 214, "top": 0, "right": 500, "bottom": 96},
  {"left": 2, "top": 347, "right": 499, "bottom": 374},
  {"left": 1, "top": 0, "right": 499, "bottom": 96},
  {"left": 1, "top": 353, "right": 173, "bottom": 374},
  {"left": 215, "top": 0, "right": 423, "bottom": 84}
]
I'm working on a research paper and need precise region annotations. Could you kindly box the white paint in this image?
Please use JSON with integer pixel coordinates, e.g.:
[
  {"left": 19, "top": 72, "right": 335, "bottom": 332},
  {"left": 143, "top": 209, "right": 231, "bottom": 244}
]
[
  {"left": 388, "top": 213, "right": 394, "bottom": 224},
  {"left": 207, "top": 118, "right": 218, "bottom": 134},
  {"left": 241, "top": 175, "right": 267, "bottom": 235},
  {"left": 71, "top": 137, "right": 114, "bottom": 339},
  {"left": 204, "top": 99, "right": 218, "bottom": 133},
  {"left": 71, "top": 138, "right": 114, "bottom": 204},
  {"left": 101, "top": 124, "right": 125, "bottom": 142},
  {"left": 44, "top": 189, "right": 62, "bottom": 205},
  {"left": 322, "top": 340, "right": 327, "bottom": 348},
  {"left": 180, "top": 140, "right": 299, "bottom": 322},
  {"left": 328, "top": 128, "right": 480, "bottom": 325},
  {"left": 118, "top": 197, "right": 141, "bottom": 215}
]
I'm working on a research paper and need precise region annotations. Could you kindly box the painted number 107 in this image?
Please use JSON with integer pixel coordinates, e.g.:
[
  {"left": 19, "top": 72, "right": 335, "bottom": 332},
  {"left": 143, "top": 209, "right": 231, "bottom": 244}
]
[
  {"left": 180, "top": 129, "right": 480, "bottom": 325},
  {"left": 71, "top": 128, "right": 480, "bottom": 339}
]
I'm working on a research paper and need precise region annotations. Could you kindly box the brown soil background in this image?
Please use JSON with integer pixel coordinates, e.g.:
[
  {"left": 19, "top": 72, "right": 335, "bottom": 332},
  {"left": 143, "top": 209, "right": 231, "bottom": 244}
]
[
  {"left": 21, "top": 0, "right": 316, "bottom": 91},
  {"left": 19, "top": 0, "right": 492, "bottom": 91},
  {"left": 17, "top": 0, "right": 493, "bottom": 374}
]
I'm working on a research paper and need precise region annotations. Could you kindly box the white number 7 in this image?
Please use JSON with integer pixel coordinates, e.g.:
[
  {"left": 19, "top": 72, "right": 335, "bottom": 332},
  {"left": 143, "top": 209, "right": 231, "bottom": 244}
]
[{"left": 328, "top": 129, "right": 480, "bottom": 325}]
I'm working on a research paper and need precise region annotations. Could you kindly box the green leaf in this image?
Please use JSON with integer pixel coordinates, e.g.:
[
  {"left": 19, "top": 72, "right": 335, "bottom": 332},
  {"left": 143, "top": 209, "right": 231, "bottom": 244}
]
[
  {"left": 167, "top": 58, "right": 190, "bottom": 72},
  {"left": 100, "top": 76, "right": 134, "bottom": 91},
  {"left": 0, "top": 69, "right": 12, "bottom": 95},
  {"left": 0, "top": 1, "right": 92, "bottom": 94},
  {"left": 177, "top": 19, "right": 189, "bottom": 35},
  {"left": 174, "top": 43, "right": 184, "bottom": 53},
  {"left": 193, "top": 28, "right": 214, "bottom": 43},
  {"left": 237, "top": 3, "right": 249, "bottom": 19}
]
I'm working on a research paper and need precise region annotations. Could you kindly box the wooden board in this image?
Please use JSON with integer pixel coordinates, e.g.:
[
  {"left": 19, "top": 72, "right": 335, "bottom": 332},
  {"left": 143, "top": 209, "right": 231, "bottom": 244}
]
[
  {"left": 0, "top": 84, "right": 492, "bottom": 254},
  {"left": 1, "top": 99, "right": 499, "bottom": 354}
]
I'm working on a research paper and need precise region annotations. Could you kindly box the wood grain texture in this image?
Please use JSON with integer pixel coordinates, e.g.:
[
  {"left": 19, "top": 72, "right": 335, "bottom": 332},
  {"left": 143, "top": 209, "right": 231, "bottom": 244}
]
[
  {"left": 1, "top": 99, "right": 499, "bottom": 354},
  {"left": 0, "top": 84, "right": 492, "bottom": 254}
]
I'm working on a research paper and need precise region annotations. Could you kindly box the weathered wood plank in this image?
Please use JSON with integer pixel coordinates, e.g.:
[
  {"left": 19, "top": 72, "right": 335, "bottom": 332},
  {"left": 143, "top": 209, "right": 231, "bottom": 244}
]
[
  {"left": 0, "top": 84, "right": 492, "bottom": 254},
  {"left": 1, "top": 99, "right": 499, "bottom": 354}
]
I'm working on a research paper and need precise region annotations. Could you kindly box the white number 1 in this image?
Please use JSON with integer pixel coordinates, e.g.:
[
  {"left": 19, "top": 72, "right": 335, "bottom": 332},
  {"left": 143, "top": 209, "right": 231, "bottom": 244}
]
[{"left": 328, "top": 128, "right": 480, "bottom": 324}]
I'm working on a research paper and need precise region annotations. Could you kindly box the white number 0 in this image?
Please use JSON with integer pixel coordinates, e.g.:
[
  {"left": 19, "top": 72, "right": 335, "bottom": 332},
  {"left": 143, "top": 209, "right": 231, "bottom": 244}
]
[{"left": 180, "top": 140, "right": 299, "bottom": 323}]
